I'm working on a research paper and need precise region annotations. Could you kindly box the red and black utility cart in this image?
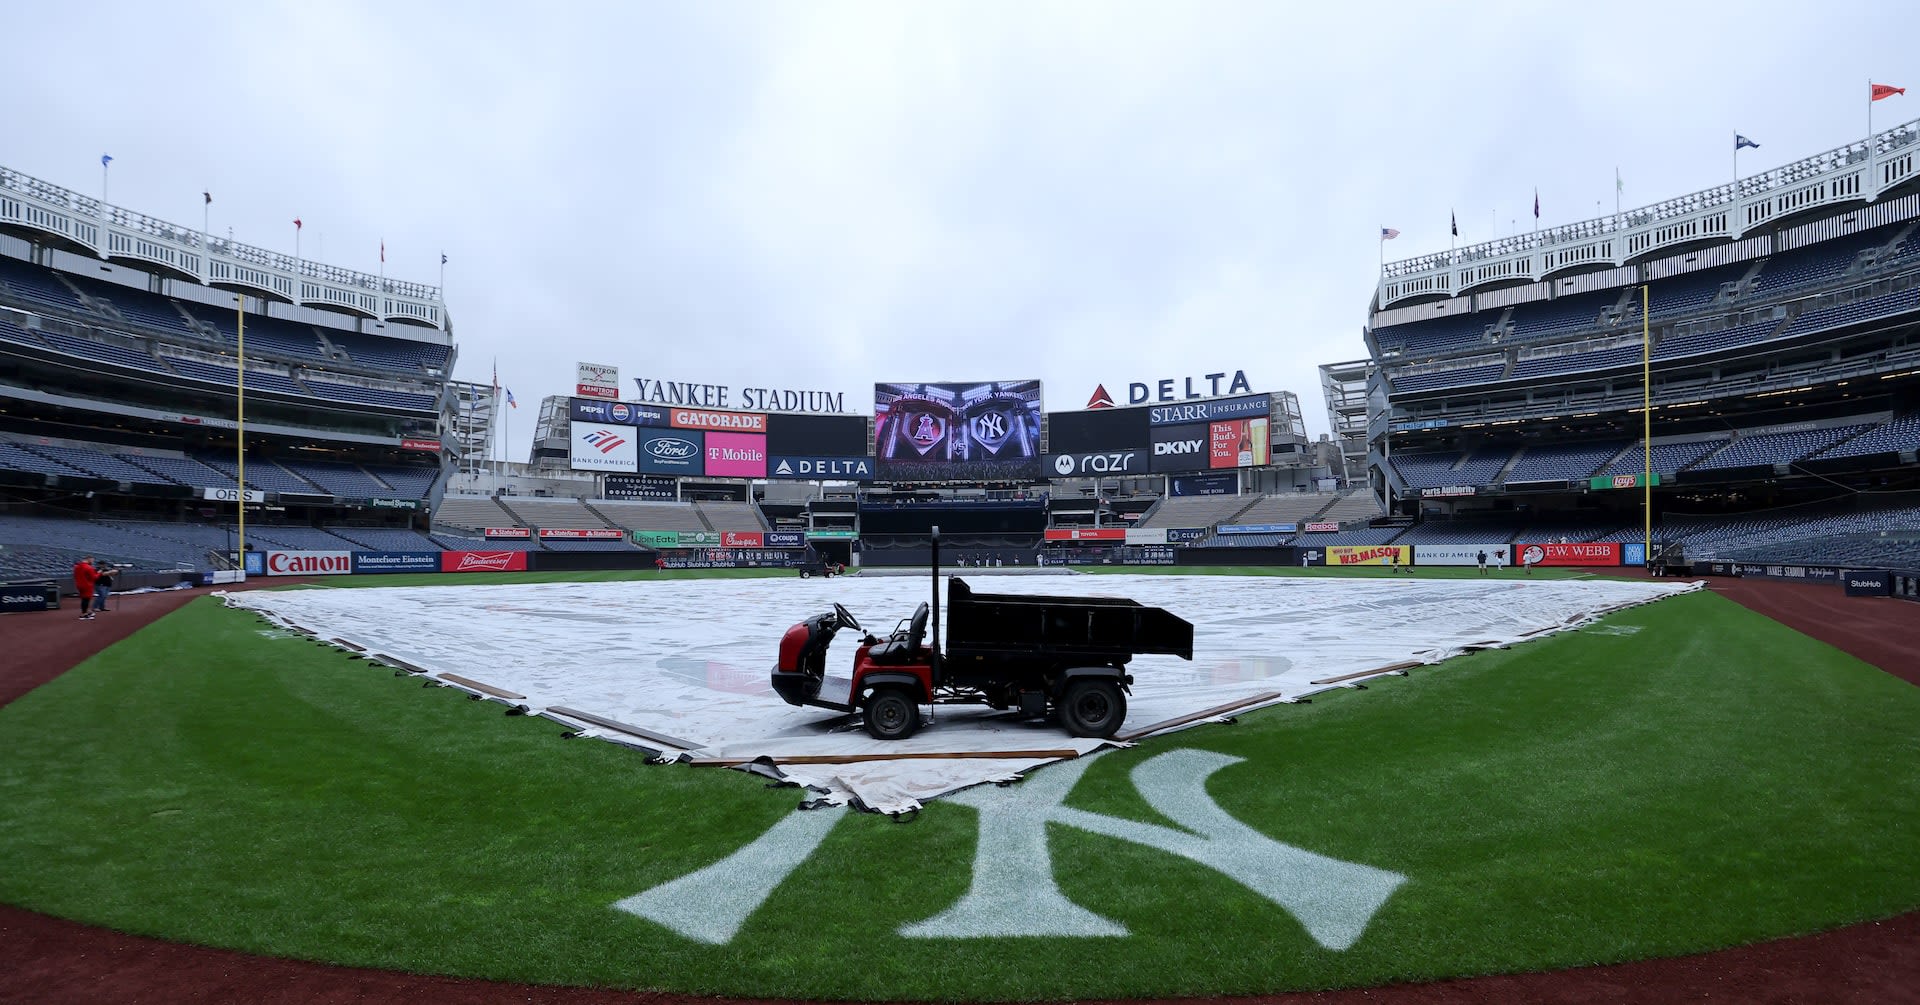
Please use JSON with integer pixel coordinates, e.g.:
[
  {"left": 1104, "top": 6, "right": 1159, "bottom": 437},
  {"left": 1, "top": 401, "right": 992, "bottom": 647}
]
[{"left": 771, "top": 529, "right": 1194, "bottom": 739}]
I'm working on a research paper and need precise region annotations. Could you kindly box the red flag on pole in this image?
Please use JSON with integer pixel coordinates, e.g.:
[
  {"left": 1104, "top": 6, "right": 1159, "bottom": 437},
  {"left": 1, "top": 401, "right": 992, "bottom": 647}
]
[
  {"left": 379, "top": 239, "right": 385, "bottom": 263},
  {"left": 1872, "top": 83, "right": 1906, "bottom": 101},
  {"left": 294, "top": 218, "right": 302, "bottom": 230}
]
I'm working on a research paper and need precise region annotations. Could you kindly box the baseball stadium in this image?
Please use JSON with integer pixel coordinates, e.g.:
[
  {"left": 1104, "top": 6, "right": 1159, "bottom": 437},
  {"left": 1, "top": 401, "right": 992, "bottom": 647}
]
[{"left": 3, "top": 113, "right": 1920, "bottom": 1005}]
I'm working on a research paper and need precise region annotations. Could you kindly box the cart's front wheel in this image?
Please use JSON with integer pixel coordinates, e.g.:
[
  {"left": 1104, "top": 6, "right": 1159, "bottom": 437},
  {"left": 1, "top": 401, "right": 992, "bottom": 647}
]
[
  {"left": 863, "top": 687, "right": 920, "bottom": 740},
  {"left": 1059, "top": 678, "right": 1126, "bottom": 739}
]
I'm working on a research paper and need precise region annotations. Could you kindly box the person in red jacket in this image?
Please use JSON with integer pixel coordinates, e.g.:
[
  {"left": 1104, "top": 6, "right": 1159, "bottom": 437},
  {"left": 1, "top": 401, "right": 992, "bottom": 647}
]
[{"left": 72, "top": 557, "right": 99, "bottom": 620}]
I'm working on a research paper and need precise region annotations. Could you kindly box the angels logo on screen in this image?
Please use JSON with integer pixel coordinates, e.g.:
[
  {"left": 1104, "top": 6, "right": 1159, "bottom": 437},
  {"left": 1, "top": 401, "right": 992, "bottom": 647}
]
[{"left": 910, "top": 412, "right": 947, "bottom": 455}]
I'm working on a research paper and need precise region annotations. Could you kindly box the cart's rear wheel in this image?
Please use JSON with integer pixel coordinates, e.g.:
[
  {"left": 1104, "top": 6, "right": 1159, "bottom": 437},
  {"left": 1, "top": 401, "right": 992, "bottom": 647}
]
[
  {"left": 1059, "top": 678, "right": 1126, "bottom": 739},
  {"left": 863, "top": 687, "right": 920, "bottom": 740}
]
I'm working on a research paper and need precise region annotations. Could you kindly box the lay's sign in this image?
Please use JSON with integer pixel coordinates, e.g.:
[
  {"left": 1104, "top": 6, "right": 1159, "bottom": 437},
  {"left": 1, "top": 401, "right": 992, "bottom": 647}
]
[{"left": 1326, "top": 545, "right": 1411, "bottom": 566}]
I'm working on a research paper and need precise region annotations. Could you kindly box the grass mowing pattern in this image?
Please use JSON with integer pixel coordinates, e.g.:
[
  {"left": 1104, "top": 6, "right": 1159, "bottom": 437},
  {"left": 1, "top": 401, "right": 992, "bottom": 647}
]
[{"left": 0, "top": 588, "right": 1915, "bottom": 999}]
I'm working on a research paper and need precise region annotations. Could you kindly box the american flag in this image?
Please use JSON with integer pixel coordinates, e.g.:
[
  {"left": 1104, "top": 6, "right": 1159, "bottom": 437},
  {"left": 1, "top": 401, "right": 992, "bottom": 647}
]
[{"left": 1380, "top": 228, "right": 1400, "bottom": 240}]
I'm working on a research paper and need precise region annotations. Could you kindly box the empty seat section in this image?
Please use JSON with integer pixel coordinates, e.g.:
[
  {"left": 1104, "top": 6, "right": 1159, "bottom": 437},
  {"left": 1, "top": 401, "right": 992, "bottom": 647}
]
[
  {"left": 1392, "top": 362, "right": 1507, "bottom": 393},
  {"left": 1372, "top": 313, "right": 1491, "bottom": 357},
  {"left": 34, "top": 330, "right": 161, "bottom": 371},
  {"left": 1510, "top": 344, "right": 1642, "bottom": 379},
  {"left": 1504, "top": 441, "right": 1628, "bottom": 483},
  {"left": 18, "top": 444, "right": 174, "bottom": 484},
  {"left": 1690, "top": 424, "right": 1873, "bottom": 471},
  {"left": 433, "top": 495, "right": 520, "bottom": 531},
  {"left": 1810, "top": 413, "right": 1920, "bottom": 459},
  {"left": 193, "top": 452, "right": 324, "bottom": 494},
  {"left": 301, "top": 378, "right": 437, "bottom": 411},
  {"left": 1600, "top": 436, "right": 1729, "bottom": 476},
  {"left": 587, "top": 500, "right": 706, "bottom": 533}
]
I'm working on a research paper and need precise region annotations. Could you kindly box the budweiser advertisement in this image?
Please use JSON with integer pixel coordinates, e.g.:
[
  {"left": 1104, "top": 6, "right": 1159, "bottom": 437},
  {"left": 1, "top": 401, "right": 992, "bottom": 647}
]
[
  {"left": 264, "top": 551, "right": 353, "bottom": 576},
  {"left": 1518, "top": 542, "right": 1621, "bottom": 567},
  {"left": 440, "top": 551, "right": 529, "bottom": 573},
  {"left": 400, "top": 438, "right": 441, "bottom": 453}
]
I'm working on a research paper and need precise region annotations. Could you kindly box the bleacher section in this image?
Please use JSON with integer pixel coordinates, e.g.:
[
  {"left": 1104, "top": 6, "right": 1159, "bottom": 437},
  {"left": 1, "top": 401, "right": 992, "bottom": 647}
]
[
  {"left": 292, "top": 462, "right": 397, "bottom": 497},
  {"left": 1134, "top": 494, "right": 1253, "bottom": 530},
  {"left": 1510, "top": 343, "right": 1642, "bottom": 380},
  {"left": 242, "top": 526, "right": 363, "bottom": 551},
  {"left": 587, "top": 500, "right": 707, "bottom": 533},
  {"left": 1392, "top": 362, "right": 1507, "bottom": 394},
  {"left": 433, "top": 495, "right": 520, "bottom": 531},
  {"left": 35, "top": 329, "right": 163, "bottom": 371},
  {"left": 0, "top": 442, "right": 90, "bottom": 478},
  {"left": 1780, "top": 286, "right": 1920, "bottom": 340},
  {"left": 497, "top": 497, "right": 612, "bottom": 529},
  {"left": 1389, "top": 452, "right": 1462, "bottom": 489},
  {"left": 371, "top": 465, "right": 441, "bottom": 498},
  {"left": 694, "top": 500, "right": 768, "bottom": 531},
  {"left": 1316, "top": 490, "right": 1382, "bottom": 525},
  {"left": 1751, "top": 226, "right": 1895, "bottom": 296},
  {"left": 324, "top": 527, "right": 441, "bottom": 550},
  {"left": 15, "top": 443, "right": 175, "bottom": 485},
  {"left": 1227, "top": 493, "right": 1340, "bottom": 527},
  {"left": 300, "top": 377, "right": 438, "bottom": 412}
]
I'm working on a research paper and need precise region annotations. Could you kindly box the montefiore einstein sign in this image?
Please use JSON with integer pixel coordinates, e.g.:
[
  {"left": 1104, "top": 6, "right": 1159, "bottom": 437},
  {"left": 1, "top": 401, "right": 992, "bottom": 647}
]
[{"left": 633, "top": 377, "right": 847, "bottom": 414}]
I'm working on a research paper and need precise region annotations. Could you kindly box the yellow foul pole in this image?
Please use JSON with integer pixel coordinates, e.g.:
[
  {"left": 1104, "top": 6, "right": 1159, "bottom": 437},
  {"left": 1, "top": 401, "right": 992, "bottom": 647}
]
[
  {"left": 236, "top": 294, "right": 247, "bottom": 561},
  {"left": 1642, "top": 285, "right": 1652, "bottom": 558}
]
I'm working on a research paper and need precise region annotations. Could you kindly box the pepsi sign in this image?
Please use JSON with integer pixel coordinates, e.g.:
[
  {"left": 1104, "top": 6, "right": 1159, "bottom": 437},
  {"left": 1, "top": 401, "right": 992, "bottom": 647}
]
[{"left": 571, "top": 397, "right": 666, "bottom": 426}]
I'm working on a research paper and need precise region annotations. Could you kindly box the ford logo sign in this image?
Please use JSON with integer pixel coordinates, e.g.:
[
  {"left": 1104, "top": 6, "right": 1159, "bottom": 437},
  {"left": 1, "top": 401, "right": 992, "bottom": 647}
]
[{"left": 646, "top": 438, "right": 696, "bottom": 459}]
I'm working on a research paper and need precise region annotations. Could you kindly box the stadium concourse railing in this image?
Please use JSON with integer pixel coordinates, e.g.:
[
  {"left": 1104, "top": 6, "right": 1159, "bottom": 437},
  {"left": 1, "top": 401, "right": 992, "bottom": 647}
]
[{"left": 1376, "top": 115, "right": 1920, "bottom": 308}]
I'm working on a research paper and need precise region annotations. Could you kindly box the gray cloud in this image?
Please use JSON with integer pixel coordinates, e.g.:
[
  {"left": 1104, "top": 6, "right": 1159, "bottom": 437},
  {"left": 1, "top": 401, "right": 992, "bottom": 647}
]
[{"left": 9, "top": 0, "right": 1919, "bottom": 458}]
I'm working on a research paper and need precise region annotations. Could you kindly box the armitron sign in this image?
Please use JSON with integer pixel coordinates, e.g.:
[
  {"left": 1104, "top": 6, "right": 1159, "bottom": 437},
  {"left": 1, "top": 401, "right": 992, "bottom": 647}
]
[{"left": 264, "top": 551, "right": 353, "bottom": 576}]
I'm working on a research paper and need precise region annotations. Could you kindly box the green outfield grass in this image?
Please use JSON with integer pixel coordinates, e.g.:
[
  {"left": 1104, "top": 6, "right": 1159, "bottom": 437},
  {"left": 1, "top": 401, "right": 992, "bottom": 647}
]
[{"left": 0, "top": 579, "right": 1916, "bottom": 1000}]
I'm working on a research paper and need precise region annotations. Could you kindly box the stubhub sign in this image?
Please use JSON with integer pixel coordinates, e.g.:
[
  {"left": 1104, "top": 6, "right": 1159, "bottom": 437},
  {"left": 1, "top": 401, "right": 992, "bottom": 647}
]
[{"left": 767, "top": 455, "right": 875, "bottom": 481}]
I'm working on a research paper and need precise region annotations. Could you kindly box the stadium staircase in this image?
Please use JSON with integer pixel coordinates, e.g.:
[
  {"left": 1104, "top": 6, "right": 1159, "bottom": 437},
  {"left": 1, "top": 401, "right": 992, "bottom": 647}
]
[{"left": 1491, "top": 449, "right": 1527, "bottom": 487}]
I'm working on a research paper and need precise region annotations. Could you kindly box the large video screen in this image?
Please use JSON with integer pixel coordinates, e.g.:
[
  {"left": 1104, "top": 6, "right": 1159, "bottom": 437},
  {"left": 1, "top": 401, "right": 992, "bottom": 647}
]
[
  {"left": 874, "top": 380, "right": 1044, "bottom": 481},
  {"left": 1045, "top": 404, "right": 1150, "bottom": 454},
  {"left": 766, "top": 413, "right": 869, "bottom": 456}
]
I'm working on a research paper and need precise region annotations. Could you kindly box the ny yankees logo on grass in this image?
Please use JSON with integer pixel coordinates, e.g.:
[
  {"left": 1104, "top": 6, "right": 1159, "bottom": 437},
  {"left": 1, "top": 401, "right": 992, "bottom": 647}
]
[{"left": 615, "top": 749, "right": 1404, "bottom": 949}]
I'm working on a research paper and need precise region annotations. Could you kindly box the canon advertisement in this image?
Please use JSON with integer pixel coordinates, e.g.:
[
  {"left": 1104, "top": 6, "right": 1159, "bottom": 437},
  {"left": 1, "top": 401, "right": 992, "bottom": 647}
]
[
  {"left": 571, "top": 421, "right": 639, "bottom": 472},
  {"left": 874, "top": 380, "right": 1044, "bottom": 480},
  {"left": 570, "top": 397, "right": 667, "bottom": 427},
  {"left": 704, "top": 431, "right": 768, "bottom": 478},
  {"left": 1149, "top": 422, "right": 1211, "bottom": 473},
  {"left": 637, "top": 428, "right": 705, "bottom": 475},
  {"left": 264, "top": 551, "right": 354, "bottom": 576},
  {"left": 1046, "top": 449, "right": 1147, "bottom": 478},
  {"left": 767, "top": 456, "right": 875, "bottom": 481}
]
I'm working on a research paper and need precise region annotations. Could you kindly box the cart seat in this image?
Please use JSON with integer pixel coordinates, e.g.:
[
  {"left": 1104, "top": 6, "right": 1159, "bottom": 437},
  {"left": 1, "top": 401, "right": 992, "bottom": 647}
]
[{"left": 867, "top": 602, "right": 929, "bottom": 665}]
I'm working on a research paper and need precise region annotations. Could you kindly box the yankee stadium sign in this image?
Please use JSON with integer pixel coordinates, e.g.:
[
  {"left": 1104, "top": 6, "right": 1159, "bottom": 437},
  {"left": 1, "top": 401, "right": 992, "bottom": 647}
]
[{"left": 632, "top": 377, "right": 847, "bottom": 414}]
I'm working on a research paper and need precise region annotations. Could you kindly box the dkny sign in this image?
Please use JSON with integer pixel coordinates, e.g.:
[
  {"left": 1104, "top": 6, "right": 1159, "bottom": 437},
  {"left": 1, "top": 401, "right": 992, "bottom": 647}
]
[{"left": 615, "top": 749, "right": 1403, "bottom": 949}]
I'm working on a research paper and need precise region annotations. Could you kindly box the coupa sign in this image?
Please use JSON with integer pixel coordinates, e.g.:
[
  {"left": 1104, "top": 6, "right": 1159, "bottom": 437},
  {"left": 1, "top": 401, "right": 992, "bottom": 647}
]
[
  {"left": 264, "top": 551, "right": 352, "bottom": 576},
  {"left": 614, "top": 749, "right": 1403, "bottom": 948}
]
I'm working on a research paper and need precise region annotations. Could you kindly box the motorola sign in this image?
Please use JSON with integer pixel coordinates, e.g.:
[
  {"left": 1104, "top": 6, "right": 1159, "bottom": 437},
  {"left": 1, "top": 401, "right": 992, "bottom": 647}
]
[{"left": 1047, "top": 450, "right": 1144, "bottom": 476}]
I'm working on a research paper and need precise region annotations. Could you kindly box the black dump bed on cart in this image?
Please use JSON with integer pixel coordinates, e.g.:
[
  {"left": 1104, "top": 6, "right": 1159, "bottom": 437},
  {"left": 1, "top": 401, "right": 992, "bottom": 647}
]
[{"left": 943, "top": 577, "right": 1194, "bottom": 663}]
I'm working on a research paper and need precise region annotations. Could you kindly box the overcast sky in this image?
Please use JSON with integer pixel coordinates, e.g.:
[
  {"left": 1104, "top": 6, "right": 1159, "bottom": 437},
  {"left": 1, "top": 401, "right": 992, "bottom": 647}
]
[{"left": 8, "top": 1, "right": 1920, "bottom": 457}]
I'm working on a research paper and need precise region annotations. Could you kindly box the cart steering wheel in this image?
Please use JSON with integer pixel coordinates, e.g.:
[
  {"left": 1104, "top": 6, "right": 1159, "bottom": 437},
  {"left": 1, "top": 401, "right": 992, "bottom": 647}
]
[{"left": 832, "top": 602, "right": 862, "bottom": 632}]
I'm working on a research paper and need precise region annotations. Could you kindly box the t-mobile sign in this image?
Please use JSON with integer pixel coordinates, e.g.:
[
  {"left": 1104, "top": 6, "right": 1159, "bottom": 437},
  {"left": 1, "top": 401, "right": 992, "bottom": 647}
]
[{"left": 704, "top": 431, "right": 768, "bottom": 478}]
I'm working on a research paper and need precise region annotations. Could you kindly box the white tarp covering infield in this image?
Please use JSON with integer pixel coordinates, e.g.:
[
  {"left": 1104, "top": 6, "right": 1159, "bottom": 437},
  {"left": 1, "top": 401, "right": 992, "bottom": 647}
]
[{"left": 221, "top": 574, "right": 1700, "bottom": 813}]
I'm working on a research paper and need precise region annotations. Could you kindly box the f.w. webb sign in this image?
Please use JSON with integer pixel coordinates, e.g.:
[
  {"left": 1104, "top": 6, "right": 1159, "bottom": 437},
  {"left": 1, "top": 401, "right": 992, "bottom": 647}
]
[{"left": 615, "top": 750, "right": 1403, "bottom": 948}]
